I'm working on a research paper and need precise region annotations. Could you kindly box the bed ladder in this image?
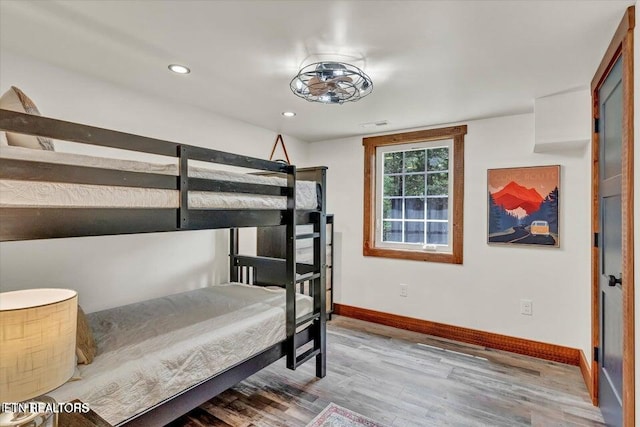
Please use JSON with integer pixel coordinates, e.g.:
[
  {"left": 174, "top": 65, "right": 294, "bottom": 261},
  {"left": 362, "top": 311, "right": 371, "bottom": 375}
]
[
  {"left": 287, "top": 211, "right": 326, "bottom": 377},
  {"left": 229, "top": 220, "right": 327, "bottom": 378},
  {"left": 228, "top": 165, "right": 327, "bottom": 378}
]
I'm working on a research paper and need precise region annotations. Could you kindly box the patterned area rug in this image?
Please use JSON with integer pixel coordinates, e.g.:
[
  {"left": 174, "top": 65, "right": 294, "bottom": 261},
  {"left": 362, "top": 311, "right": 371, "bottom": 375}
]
[{"left": 306, "top": 403, "right": 388, "bottom": 427}]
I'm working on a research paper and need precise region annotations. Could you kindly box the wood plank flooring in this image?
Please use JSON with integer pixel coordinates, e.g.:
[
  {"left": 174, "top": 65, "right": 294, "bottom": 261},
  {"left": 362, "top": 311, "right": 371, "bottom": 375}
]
[{"left": 169, "top": 316, "right": 604, "bottom": 427}]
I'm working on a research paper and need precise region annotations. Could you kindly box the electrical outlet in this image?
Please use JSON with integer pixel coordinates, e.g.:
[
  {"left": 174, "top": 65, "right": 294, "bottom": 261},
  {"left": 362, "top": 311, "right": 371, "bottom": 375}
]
[
  {"left": 520, "top": 299, "right": 533, "bottom": 316},
  {"left": 400, "top": 284, "right": 408, "bottom": 298}
]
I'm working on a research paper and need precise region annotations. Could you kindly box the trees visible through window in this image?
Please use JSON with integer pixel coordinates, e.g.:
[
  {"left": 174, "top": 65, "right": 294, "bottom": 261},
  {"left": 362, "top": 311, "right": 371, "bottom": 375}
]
[{"left": 379, "top": 142, "right": 451, "bottom": 248}]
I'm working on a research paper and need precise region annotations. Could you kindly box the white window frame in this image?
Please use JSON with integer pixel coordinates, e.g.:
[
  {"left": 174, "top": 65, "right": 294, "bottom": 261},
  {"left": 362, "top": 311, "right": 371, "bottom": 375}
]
[{"left": 374, "top": 139, "right": 454, "bottom": 254}]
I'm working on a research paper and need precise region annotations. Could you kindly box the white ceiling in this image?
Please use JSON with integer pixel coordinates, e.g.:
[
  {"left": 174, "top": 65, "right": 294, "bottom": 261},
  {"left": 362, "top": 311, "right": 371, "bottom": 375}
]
[{"left": 0, "top": 0, "right": 633, "bottom": 142}]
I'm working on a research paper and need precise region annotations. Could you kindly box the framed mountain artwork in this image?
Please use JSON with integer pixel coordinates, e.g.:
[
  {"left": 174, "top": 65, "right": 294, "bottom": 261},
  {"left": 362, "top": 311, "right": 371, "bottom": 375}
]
[{"left": 487, "top": 165, "right": 560, "bottom": 247}]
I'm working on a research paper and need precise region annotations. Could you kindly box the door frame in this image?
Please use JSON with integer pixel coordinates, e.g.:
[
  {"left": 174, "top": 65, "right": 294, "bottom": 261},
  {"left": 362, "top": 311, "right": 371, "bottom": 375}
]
[{"left": 590, "top": 6, "right": 635, "bottom": 426}]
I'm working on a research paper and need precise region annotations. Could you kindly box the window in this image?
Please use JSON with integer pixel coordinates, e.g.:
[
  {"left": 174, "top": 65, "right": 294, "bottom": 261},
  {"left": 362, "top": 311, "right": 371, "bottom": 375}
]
[
  {"left": 376, "top": 140, "right": 453, "bottom": 251},
  {"left": 363, "top": 125, "right": 466, "bottom": 263}
]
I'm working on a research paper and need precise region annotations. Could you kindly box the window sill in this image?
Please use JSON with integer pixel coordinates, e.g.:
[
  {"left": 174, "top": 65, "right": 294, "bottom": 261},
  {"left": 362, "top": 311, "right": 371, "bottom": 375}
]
[{"left": 363, "top": 245, "right": 462, "bottom": 264}]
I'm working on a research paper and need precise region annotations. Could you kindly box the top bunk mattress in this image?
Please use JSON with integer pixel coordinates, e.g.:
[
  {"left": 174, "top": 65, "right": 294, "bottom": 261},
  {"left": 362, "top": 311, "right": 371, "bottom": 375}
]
[
  {"left": 48, "top": 283, "right": 313, "bottom": 426},
  {"left": 0, "top": 146, "right": 320, "bottom": 210}
]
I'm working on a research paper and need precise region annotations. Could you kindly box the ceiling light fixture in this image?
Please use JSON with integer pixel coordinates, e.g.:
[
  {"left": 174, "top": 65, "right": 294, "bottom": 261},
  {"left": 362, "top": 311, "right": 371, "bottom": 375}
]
[
  {"left": 290, "top": 62, "right": 373, "bottom": 104},
  {"left": 282, "top": 111, "right": 296, "bottom": 117},
  {"left": 168, "top": 64, "right": 191, "bottom": 74}
]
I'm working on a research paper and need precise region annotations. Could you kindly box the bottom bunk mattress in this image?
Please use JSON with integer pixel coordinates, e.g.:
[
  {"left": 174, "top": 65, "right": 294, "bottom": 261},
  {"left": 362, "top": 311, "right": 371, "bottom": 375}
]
[{"left": 49, "top": 283, "right": 313, "bottom": 425}]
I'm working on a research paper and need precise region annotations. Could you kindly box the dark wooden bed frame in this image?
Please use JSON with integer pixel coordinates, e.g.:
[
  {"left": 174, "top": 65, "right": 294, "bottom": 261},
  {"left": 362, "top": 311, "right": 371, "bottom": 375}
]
[{"left": 0, "top": 109, "right": 327, "bottom": 427}]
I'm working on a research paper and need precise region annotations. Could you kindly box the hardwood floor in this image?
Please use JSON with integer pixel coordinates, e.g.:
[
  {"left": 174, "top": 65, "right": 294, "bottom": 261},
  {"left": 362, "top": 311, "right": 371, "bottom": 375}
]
[{"left": 169, "top": 316, "right": 604, "bottom": 427}]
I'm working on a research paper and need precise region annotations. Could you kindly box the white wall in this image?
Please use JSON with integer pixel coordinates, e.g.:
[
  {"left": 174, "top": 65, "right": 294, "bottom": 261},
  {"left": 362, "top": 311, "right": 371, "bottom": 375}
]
[
  {"left": 309, "top": 113, "right": 592, "bottom": 356},
  {"left": 534, "top": 88, "right": 591, "bottom": 153},
  {"left": 0, "top": 51, "right": 310, "bottom": 313}
]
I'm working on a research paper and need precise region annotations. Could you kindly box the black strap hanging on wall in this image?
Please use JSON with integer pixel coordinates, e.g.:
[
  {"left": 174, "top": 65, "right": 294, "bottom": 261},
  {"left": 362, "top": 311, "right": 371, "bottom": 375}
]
[{"left": 269, "top": 134, "right": 291, "bottom": 165}]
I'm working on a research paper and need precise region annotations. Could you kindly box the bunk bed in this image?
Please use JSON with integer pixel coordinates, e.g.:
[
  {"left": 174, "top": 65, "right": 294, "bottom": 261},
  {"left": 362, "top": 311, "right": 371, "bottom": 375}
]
[{"left": 0, "top": 108, "right": 327, "bottom": 426}]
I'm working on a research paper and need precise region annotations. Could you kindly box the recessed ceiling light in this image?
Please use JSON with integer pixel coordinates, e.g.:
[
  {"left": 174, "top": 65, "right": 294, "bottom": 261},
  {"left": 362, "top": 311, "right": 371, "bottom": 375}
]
[
  {"left": 282, "top": 111, "right": 296, "bottom": 117},
  {"left": 168, "top": 64, "right": 190, "bottom": 74}
]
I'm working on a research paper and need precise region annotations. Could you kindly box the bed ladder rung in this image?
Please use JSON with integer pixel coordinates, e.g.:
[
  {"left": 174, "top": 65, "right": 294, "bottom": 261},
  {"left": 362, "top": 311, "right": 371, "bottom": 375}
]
[
  {"left": 296, "top": 312, "right": 320, "bottom": 327},
  {"left": 295, "top": 348, "right": 321, "bottom": 367},
  {"left": 296, "top": 232, "right": 320, "bottom": 239},
  {"left": 296, "top": 273, "right": 320, "bottom": 283}
]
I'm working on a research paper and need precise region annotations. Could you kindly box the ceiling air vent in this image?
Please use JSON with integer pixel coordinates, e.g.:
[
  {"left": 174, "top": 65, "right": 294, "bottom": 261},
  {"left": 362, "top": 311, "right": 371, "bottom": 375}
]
[{"left": 360, "top": 120, "right": 388, "bottom": 129}]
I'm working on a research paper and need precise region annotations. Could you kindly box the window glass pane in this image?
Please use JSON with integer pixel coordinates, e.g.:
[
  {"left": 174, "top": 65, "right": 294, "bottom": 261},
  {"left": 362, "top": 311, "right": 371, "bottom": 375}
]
[
  {"left": 427, "top": 147, "right": 449, "bottom": 171},
  {"left": 427, "top": 197, "right": 448, "bottom": 220},
  {"left": 383, "top": 198, "right": 403, "bottom": 219},
  {"left": 404, "top": 150, "right": 425, "bottom": 172},
  {"left": 404, "top": 174, "right": 425, "bottom": 196},
  {"left": 383, "top": 221, "right": 402, "bottom": 242},
  {"left": 384, "top": 175, "right": 403, "bottom": 196},
  {"left": 426, "top": 222, "right": 448, "bottom": 245},
  {"left": 384, "top": 152, "right": 403, "bottom": 174},
  {"left": 405, "top": 198, "right": 424, "bottom": 219},
  {"left": 405, "top": 222, "right": 425, "bottom": 244},
  {"left": 427, "top": 173, "right": 448, "bottom": 195},
  {"left": 603, "top": 74, "right": 622, "bottom": 179}
]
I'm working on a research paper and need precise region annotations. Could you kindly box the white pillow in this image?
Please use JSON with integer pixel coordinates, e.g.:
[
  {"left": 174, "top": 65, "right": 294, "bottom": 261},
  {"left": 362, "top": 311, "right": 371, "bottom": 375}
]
[{"left": 0, "top": 86, "right": 54, "bottom": 151}]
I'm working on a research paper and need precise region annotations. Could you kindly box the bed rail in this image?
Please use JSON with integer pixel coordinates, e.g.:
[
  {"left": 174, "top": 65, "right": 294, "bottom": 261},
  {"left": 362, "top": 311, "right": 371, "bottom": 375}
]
[
  {"left": 0, "top": 109, "right": 305, "bottom": 241},
  {"left": 0, "top": 109, "right": 286, "bottom": 171},
  {"left": 230, "top": 255, "right": 315, "bottom": 286},
  {"left": 119, "top": 326, "right": 317, "bottom": 427}
]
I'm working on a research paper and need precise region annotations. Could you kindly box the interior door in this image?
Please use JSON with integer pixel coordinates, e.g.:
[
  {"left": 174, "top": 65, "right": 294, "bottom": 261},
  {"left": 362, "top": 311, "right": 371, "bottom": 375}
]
[{"left": 598, "top": 55, "right": 623, "bottom": 427}]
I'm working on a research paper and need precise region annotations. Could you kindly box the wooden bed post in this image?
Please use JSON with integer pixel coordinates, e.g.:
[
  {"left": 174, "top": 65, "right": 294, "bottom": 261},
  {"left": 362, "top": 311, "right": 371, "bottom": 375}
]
[
  {"left": 315, "top": 168, "right": 327, "bottom": 378},
  {"left": 229, "top": 228, "right": 239, "bottom": 282},
  {"left": 178, "top": 145, "right": 189, "bottom": 229},
  {"left": 285, "top": 165, "right": 297, "bottom": 370}
]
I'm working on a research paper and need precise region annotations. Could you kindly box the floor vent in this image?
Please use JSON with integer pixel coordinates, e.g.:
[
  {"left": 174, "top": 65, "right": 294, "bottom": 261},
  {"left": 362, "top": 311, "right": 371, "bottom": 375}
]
[{"left": 416, "top": 342, "right": 488, "bottom": 361}]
